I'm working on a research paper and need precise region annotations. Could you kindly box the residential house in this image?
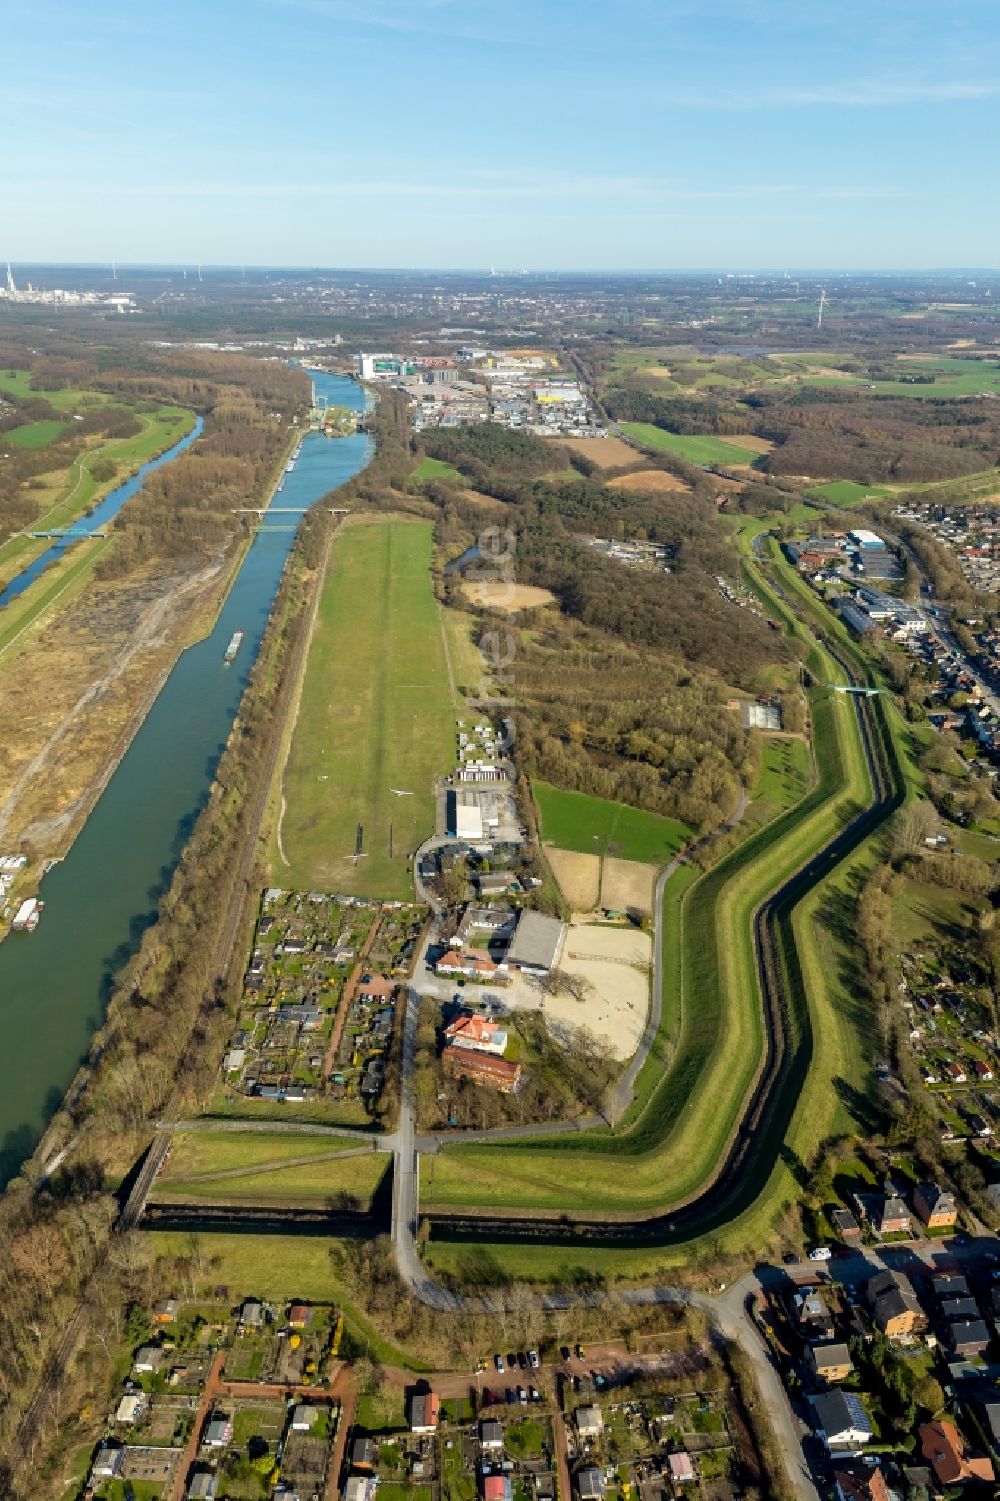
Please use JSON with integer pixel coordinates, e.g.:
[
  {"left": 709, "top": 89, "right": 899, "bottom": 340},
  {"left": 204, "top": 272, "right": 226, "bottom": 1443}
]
[
  {"left": 791, "top": 1289, "right": 836, "bottom": 1342},
  {"left": 811, "top": 1390, "right": 874, "bottom": 1457},
  {"left": 445, "top": 1014, "right": 509, "bottom": 1055},
  {"left": 239, "top": 1298, "right": 264, "bottom": 1330},
  {"left": 806, "top": 1342, "right": 854, "bottom": 1384},
  {"left": 667, "top": 1452, "right": 696, "bottom": 1484},
  {"left": 479, "top": 1420, "right": 504, "bottom": 1452},
  {"left": 133, "top": 1344, "right": 163, "bottom": 1373},
  {"left": 833, "top": 1464, "right": 892, "bottom": 1501},
  {"left": 919, "top": 1418, "right": 995, "bottom": 1486},
  {"left": 869, "top": 1193, "right": 910, "bottom": 1237},
  {"left": 946, "top": 1317, "right": 991, "bottom": 1357},
  {"left": 913, "top": 1182, "right": 958, "bottom": 1229},
  {"left": 152, "top": 1297, "right": 180, "bottom": 1324},
  {"left": 410, "top": 1391, "right": 441, "bottom": 1434},
  {"left": 575, "top": 1405, "right": 604, "bottom": 1439},
  {"left": 290, "top": 1404, "right": 314, "bottom": 1432},
  {"left": 91, "top": 1442, "right": 125, "bottom": 1479},
  {"left": 115, "top": 1392, "right": 148, "bottom": 1425},
  {"left": 442, "top": 1046, "right": 522, "bottom": 1093},
  {"left": 436, "top": 950, "right": 499, "bottom": 981},
  {"left": 484, "top": 1476, "right": 513, "bottom": 1501},
  {"left": 830, "top": 1207, "right": 861, "bottom": 1243},
  {"left": 287, "top": 1303, "right": 314, "bottom": 1329},
  {"left": 352, "top": 1437, "right": 376, "bottom": 1470},
  {"left": 344, "top": 1480, "right": 377, "bottom": 1501},
  {"left": 188, "top": 1473, "right": 220, "bottom": 1501},
  {"left": 204, "top": 1415, "right": 233, "bottom": 1448},
  {"left": 866, "top": 1271, "right": 925, "bottom": 1339},
  {"left": 505, "top": 910, "right": 566, "bottom": 977},
  {"left": 576, "top": 1468, "right": 606, "bottom": 1500}
]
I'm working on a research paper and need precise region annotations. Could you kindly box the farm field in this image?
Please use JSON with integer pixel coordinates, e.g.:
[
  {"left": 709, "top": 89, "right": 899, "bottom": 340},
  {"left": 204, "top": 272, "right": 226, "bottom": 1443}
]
[
  {"left": 807, "top": 479, "right": 894, "bottom": 506},
  {"left": 550, "top": 434, "right": 638, "bottom": 467},
  {"left": 534, "top": 781, "right": 692, "bottom": 863},
  {"left": 276, "top": 517, "right": 455, "bottom": 900},
  {"left": 607, "top": 468, "right": 690, "bottom": 495},
  {"left": 600, "top": 855, "right": 657, "bottom": 915},
  {"left": 617, "top": 423, "right": 767, "bottom": 467},
  {"left": 809, "top": 355, "right": 1000, "bottom": 398}
]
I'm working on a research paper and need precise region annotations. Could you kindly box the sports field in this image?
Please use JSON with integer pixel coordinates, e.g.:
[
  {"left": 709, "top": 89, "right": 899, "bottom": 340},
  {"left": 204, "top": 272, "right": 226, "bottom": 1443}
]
[
  {"left": 617, "top": 423, "right": 767, "bottom": 468},
  {"left": 277, "top": 517, "right": 454, "bottom": 900},
  {"left": 534, "top": 782, "right": 692, "bottom": 863}
]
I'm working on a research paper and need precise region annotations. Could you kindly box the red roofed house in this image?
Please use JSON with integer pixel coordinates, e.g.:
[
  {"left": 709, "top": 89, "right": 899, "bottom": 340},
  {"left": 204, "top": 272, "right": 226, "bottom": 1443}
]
[
  {"left": 920, "top": 1418, "right": 994, "bottom": 1486},
  {"left": 443, "top": 1046, "right": 522, "bottom": 1094},
  {"left": 445, "top": 1014, "right": 508, "bottom": 1055},
  {"left": 834, "top": 1465, "right": 891, "bottom": 1501},
  {"left": 484, "top": 1477, "right": 513, "bottom": 1501},
  {"left": 436, "top": 951, "right": 498, "bottom": 981},
  {"left": 410, "top": 1391, "right": 441, "bottom": 1435}
]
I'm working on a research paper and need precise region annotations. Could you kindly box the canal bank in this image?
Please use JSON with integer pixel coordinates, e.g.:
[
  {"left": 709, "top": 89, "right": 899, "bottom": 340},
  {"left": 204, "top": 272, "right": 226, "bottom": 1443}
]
[{"left": 0, "top": 372, "right": 372, "bottom": 1186}]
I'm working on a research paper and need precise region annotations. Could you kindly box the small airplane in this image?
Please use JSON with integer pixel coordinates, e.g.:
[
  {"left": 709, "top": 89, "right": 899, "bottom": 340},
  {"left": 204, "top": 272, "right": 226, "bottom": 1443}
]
[{"left": 390, "top": 787, "right": 414, "bottom": 797}]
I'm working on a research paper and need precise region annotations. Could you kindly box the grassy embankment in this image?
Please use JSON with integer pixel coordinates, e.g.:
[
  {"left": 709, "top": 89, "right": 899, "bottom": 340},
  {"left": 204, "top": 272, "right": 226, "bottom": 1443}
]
[
  {"left": 425, "top": 591, "right": 870, "bottom": 1218},
  {"left": 534, "top": 781, "right": 692, "bottom": 862},
  {"left": 421, "top": 525, "right": 912, "bottom": 1283},
  {"left": 274, "top": 516, "right": 455, "bottom": 901},
  {"left": 150, "top": 1128, "right": 389, "bottom": 1207}
]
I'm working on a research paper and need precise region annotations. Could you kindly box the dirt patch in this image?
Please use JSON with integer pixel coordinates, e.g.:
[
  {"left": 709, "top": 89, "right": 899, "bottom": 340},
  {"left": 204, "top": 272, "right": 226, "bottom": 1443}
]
[
  {"left": 545, "top": 847, "right": 601, "bottom": 910},
  {"left": 600, "top": 857, "right": 657, "bottom": 917},
  {"left": 462, "top": 580, "right": 556, "bottom": 612},
  {"left": 497, "top": 918, "right": 651, "bottom": 1060},
  {"left": 550, "top": 435, "right": 639, "bottom": 468},
  {"left": 607, "top": 468, "right": 690, "bottom": 495},
  {"left": 721, "top": 434, "right": 773, "bottom": 454},
  {"left": 0, "top": 558, "right": 225, "bottom": 858}
]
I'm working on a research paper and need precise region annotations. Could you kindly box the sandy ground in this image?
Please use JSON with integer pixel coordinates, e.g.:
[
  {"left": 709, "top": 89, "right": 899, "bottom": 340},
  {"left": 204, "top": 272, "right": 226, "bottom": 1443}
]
[
  {"left": 607, "top": 468, "right": 689, "bottom": 495},
  {"left": 722, "top": 434, "right": 774, "bottom": 453},
  {"left": 600, "top": 857, "right": 657, "bottom": 917},
  {"left": 546, "top": 847, "right": 601, "bottom": 910},
  {"left": 462, "top": 580, "right": 556, "bottom": 612},
  {"left": 550, "top": 435, "right": 639, "bottom": 468},
  {"left": 460, "top": 489, "right": 507, "bottom": 513},
  {"left": 495, "top": 918, "right": 651, "bottom": 1061}
]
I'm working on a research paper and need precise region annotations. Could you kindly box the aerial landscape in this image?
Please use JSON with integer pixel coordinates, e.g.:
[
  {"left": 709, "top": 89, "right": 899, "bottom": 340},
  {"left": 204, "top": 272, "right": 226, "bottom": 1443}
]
[{"left": 5, "top": 1, "right": 1000, "bottom": 1498}]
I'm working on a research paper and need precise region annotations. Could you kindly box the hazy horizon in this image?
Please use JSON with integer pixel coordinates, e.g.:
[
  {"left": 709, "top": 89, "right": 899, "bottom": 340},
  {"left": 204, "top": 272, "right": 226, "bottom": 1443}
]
[{"left": 5, "top": 0, "right": 999, "bottom": 269}]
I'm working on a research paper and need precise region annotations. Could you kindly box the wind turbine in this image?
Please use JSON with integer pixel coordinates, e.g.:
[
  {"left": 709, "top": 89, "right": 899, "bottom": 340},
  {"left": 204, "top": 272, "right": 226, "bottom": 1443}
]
[{"left": 817, "top": 287, "right": 827, "bottom": 329}]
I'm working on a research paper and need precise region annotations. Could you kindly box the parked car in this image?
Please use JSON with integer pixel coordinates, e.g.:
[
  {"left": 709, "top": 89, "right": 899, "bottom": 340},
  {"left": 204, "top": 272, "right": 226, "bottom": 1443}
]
[
  {"left": 529, "top": 1386, "right": 540, "bottom": 1402},
  {"left": 560, "top": 1346, "right": 571, "bottom": 1362},
  {"left": 576, "top": 1344, "right": 586, "bottom": 1358},
  {"left": 808, "top": 1246, "right": 832, "bottom": 1262},
  {"left": 494, "top": 1354, "right": 505, "bottom": 1373},
  {"left": 528, "top": 1349, "right": 540, "bottom": 1369},
  {"left": 505, "top": 1388, "right": 516, "bottom": 1405},
  {"left": 518, "top": 1386, "right": 528, "bottom": 1405}
]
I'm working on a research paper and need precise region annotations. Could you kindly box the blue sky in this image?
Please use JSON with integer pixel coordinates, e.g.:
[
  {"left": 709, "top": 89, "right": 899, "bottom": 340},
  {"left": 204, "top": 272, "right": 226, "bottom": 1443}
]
[{"left": 3, "top": 0, "right": 999, "bottom": 269}]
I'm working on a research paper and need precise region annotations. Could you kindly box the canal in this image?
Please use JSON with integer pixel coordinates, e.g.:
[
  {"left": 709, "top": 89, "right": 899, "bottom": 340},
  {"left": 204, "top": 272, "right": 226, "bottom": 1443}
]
[
  {"left": 0, "top": 415, "right": 204, "bottom": 610},
  {"left": 0, "top": 372, "right": 370, "bottom": 1184}
]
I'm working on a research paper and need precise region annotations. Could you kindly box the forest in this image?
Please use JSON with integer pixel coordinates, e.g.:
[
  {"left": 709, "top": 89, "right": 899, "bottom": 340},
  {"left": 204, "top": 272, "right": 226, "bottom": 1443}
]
[{"left": 424, "top": 426, "right": 780, "bottom": 833}]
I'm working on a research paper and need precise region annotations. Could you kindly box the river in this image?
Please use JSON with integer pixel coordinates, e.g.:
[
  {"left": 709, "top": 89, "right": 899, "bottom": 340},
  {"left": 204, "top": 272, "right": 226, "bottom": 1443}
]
[
  {"left": 0, "top": 416, "right": 204, "bottom": 609},
  {"left": 0, "top": 372, "right": 371, "bottom": 1184}
]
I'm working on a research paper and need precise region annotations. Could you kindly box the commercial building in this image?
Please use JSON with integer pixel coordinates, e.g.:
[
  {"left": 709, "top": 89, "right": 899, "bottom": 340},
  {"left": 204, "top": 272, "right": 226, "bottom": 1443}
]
[{"left": 505, "top": 910, "right": 566, "bottom": 977}]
